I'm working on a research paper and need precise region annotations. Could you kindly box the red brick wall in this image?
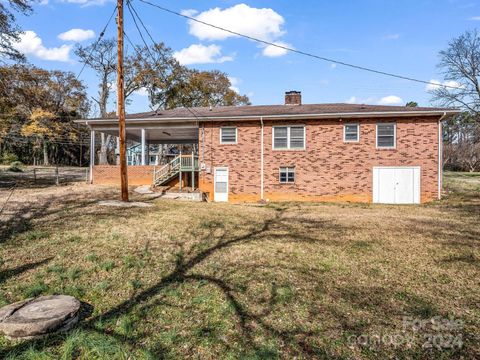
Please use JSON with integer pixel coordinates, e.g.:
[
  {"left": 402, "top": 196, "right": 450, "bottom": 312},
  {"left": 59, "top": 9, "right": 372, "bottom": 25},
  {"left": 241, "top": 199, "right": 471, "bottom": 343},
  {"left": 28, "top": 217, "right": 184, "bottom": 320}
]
[
  {"left": 93, "top": 165, "right": 186, "bottom": 187},
  {"left": 93, "top": 165, "right": 155, "bottom": 186},
  {"left": 198, "top": 116, "right": 440, "bottom": 203}
]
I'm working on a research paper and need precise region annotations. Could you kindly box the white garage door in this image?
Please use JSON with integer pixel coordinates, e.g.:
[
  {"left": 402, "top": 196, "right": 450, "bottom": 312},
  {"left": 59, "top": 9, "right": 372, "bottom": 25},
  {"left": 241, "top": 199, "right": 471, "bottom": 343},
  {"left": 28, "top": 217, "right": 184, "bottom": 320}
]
[{"left": 373, "top": 167, "right": 420, "bottom": 204}]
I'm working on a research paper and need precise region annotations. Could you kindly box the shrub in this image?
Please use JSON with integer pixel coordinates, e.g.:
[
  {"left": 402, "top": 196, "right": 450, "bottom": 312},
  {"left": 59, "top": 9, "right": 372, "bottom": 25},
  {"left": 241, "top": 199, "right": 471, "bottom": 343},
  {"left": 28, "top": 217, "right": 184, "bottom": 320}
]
[
  {"left": 8, "top": 161, "right": 24, "bottom": 172},
  {"left": 1, "top": 152, "right": 18, "bottom": 164}
]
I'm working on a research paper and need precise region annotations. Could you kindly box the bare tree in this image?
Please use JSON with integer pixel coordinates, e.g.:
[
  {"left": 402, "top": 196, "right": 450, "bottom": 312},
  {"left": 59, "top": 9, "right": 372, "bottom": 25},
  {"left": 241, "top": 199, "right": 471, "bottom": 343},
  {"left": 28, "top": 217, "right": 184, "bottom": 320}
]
[
  {"left": 74, "top": 39, "right": 116, "bottom": 164},
  {"left": 0, "top": 0, "right": 32, "bottom": 62},
  {"left": 431, "top": 29, "right": 480, "bottom": 115},
  {"left": 432, "top": 29, "right": 480, "bottom": 171}
]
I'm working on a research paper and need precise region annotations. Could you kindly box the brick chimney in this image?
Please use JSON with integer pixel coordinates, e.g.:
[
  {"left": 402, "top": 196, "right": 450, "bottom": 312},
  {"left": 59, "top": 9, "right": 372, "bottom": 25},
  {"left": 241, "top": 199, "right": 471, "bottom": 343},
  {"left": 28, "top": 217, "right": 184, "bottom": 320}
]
[{"left": 285, "top": 91, "right": 301, "bottom": 106}]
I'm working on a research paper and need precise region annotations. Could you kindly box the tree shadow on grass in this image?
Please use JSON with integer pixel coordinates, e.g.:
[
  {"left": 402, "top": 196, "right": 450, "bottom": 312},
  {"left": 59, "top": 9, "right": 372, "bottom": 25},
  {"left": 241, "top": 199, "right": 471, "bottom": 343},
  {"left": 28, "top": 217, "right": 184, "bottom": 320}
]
[
  {"left": 0, "top": 188, "right": 131, "bottom": 245},
  {"left": 1, "top": 206, "right": 359, "bottom": 358},
  {"left": 0, "top": 257, "right": 53, "bottom": 284},
  {"left": 4, "top": 202, "right": 469, "bottom": 358}
]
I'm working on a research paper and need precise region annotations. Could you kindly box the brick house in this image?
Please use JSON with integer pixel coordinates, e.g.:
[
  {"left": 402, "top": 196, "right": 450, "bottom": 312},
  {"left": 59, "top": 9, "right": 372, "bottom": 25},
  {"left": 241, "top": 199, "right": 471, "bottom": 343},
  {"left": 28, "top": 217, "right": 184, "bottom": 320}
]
[{"left": 78, "top": 91, "right": 459, "bottom": 204}]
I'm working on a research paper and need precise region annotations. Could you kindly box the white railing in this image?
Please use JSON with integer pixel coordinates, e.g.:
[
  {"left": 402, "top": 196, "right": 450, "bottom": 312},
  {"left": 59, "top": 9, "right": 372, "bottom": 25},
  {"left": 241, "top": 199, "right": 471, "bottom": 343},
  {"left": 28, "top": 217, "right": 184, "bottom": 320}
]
[{"left": 153, "top": 153, "right": 199, "bottom": 186}]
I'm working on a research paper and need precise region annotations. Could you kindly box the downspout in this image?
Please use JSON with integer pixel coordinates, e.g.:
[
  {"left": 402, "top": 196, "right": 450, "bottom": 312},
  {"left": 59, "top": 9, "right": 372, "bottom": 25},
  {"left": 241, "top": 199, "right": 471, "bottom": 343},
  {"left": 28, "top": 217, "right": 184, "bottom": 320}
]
[
  {"left": 201, "top": 123, "right": 205, "bottom": 164},
  {"left": 438, "top": 112, "right": 447, "bottom": 200},
  {"left": 260, "top": 117, "right": 264, "bottom": 201}
]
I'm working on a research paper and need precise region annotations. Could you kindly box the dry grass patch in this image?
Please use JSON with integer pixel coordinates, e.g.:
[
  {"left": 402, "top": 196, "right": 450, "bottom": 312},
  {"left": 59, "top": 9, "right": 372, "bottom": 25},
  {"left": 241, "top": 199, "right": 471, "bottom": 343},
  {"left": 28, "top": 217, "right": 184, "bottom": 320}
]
[{"left": 0, "top": 173, "right": 479, "bottom": 359}]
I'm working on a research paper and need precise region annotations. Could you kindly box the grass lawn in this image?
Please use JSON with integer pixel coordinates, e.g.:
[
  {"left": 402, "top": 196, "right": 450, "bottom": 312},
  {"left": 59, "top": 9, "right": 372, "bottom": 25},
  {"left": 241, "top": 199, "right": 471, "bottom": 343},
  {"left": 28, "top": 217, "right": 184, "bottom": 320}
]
[{"left": 0, "top": 172, "right": 479, "bottom": 359}]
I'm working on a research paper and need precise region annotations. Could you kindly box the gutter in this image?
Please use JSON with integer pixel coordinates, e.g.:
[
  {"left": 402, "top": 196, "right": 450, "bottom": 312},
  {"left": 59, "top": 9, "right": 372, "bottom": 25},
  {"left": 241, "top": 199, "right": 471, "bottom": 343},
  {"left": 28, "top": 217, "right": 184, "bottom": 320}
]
[{"left": 74, "top": 109, "right": 461, "bottom": 126}]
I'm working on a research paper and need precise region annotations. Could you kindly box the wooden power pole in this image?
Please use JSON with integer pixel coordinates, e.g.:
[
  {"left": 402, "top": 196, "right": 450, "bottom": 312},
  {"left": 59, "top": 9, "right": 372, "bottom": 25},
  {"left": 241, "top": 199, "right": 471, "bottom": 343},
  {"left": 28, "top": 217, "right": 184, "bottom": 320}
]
[{"left": 117, "top": 0, "right": 129, "bottom": 201}]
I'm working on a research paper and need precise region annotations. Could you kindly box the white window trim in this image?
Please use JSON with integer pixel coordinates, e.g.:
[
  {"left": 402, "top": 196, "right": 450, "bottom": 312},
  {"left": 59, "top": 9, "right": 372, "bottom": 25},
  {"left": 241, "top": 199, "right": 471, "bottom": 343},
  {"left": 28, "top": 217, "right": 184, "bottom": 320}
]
[
  {"left": 279, "top": 166, "right": 295, "bottom": 184},
  {"left": 220, "top": 126, "right": 237, "bottom": 144},
  {"left": 343, "top": 123, "right": 360, "bottom": 143},
  {"left": 376, "top": 122, "right": 396, "bottom": 149},
  {"left": 272, "top": 125, "right": 306, "bottom": 150}
]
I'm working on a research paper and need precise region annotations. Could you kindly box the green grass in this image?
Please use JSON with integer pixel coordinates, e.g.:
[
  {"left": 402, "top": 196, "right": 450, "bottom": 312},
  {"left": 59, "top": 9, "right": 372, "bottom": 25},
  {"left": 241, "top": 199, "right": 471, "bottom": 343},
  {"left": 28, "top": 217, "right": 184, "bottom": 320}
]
[{"left": 0, "top": 173, "right": 479, "bottom": 359}]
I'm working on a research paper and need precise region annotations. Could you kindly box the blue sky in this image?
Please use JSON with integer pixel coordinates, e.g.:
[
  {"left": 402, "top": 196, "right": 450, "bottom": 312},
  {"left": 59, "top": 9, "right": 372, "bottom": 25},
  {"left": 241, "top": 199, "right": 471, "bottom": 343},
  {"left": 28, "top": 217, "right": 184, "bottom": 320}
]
[{"left": 11, "top": 0, "right": 480, "bottom": 114}]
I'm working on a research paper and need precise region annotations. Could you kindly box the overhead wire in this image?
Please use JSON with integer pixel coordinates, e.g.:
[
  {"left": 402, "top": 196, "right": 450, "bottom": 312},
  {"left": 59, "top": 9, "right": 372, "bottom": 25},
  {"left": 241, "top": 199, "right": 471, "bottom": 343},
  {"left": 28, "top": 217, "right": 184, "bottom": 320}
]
[
  {"left": 137, "top": 0, "right": 469, "bottom": 92},
  {"left": 126, "top": 0, "right": 212, "bottom": 122},
  {"left": 76, "top": 4, "right": 118, "bottom": 80}
]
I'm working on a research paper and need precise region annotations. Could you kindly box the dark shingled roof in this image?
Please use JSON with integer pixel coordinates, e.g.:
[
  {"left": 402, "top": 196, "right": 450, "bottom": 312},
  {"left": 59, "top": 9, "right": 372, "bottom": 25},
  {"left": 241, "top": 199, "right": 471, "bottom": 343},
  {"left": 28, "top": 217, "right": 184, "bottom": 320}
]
[{"left": 82, "top": 103, "right": 459, "bottom": 122}]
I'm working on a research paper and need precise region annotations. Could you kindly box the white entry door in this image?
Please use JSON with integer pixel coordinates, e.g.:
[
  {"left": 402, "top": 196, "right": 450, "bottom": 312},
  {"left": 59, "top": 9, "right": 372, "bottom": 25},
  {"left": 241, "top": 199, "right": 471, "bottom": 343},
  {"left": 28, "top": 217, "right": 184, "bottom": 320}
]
[
  {"left": 214, "top": 167, "right": 229, "bottom": 202},
  {"left": 373, "top": 167, "right": 420, "bottom": 204}
]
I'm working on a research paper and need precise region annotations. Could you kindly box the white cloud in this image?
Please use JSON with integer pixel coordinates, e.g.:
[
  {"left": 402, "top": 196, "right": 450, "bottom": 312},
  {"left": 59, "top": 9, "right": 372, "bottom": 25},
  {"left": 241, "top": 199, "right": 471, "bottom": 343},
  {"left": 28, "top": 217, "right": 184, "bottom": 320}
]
[
  {"left": 228, "top": 77, "right": 240, "bottom": 93},
  {"left": 468, "top": 16, "right": 480, "bottom": 20},
  {"left": 58, "top": 28, "right": 95, "bottom": 42},
  {"left": 346, "top": 96, "right": 376, "bottom": 104},
  {"left": 13, "top": 31, "right": 71, "bottom": 62},
  {"left": 185, "top": 4, "right": 285, "bottom": 41},
  {"left": 262, "top": 41, "right": 290, "bottom": 57},
  {"left": 184, "top": 4, "right": 290, "bottom": 57},
  {"left": 382, "top": 33, "right": 400, "bottom": 40},
  {"left": 330, "top": 63, "right": 337, "bottom": 69},
  {"left": 173, "top": 44, "right": 233, "bottom": 65},
  {"left": 425, "top": 79, "right": 463, "bottom": 91},
  {"left": 425, "top": 79, "right": 442, "bottom": 91},
  {"left": 228, "top": 76, "right": 242, "bottom": 94},
  {"left": 346, "top": 95, "right": 404, "bottom": 105},
  {"left": 62, "top": 0, "right": 111, "bottom": 6},
  {"left": 378, "top": 95, "right": 403, "bottom": 105},
  {"left": 134, "top": 87, "right": 148, "bottom": 97},
  {"left": 39, "top": 0, "right": 49, "bottom": 5}
]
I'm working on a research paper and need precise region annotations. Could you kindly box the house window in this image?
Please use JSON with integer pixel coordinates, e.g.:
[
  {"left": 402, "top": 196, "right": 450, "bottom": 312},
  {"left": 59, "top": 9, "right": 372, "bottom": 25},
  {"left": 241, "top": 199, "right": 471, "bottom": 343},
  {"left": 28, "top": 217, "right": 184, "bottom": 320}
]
[
  {"left": 376, "top": 123, "right": 396, "bottom": 148},
  {"left": 344, "top": 124, "right": 359, "bottom": 142},
  {"left": 279, "top": 167, "right": 295, "bottom": 183},
  {"left": 273, "top": 126, "right": 305, "bottom": 149},
  {"left": 220, "top": 127, "right": 237, "bottom": 144}
]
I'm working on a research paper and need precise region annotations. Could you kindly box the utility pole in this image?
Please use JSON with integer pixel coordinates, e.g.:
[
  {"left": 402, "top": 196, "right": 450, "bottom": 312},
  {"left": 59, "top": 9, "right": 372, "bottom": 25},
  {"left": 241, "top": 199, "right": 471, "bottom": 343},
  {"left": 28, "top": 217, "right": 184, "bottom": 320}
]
[{"left": 117, "top": 0, "right": 129, "bottom": 201}]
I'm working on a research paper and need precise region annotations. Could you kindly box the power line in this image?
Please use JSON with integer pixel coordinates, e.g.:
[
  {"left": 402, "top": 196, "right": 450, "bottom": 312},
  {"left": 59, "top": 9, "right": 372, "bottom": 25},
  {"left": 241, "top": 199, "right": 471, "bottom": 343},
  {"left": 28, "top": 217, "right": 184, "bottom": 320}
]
[
  {"left": 3, "top": 135, "right": 90, "bottom": 146},
  {"left": 125, "top": 1, "right": 213, "bottom": 122},
  {"left": 3, "top": 133, "right": 91, "bottom": 145},
  {"left": 138, "top": 0, "right": 468, "bottom": 92},
  {"left": 127, "top": 0, "right": 156, "bottom": 45},
  {"left": 126, "top": 0, "right": 156, "bottom": 61},
  {"left": 76, "top": 5, "right": 117, "bottom": 80}
]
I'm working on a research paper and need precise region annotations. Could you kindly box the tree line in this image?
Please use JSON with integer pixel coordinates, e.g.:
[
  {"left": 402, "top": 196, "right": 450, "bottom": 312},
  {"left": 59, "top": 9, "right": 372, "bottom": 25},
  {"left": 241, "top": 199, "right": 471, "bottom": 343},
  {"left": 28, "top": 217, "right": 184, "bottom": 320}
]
[
  {"left": 0, "top": 0, "right": 249, "bottom": 166},
  {"left": 1, "top": 0, "right": 479, "bottom": 171}
]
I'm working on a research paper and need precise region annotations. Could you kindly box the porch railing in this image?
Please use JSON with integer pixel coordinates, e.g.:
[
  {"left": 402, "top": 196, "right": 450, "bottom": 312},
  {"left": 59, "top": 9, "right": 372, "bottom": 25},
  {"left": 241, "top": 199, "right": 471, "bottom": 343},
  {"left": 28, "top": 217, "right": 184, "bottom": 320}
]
[{"left": 153, "top": 153, "right": 199, "bottom": 187}]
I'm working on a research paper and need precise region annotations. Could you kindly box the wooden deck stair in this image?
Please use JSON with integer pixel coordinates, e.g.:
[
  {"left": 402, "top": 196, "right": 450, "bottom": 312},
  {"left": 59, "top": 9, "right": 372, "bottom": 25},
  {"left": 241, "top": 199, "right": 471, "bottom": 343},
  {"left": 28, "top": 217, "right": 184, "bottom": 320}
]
[{"left": 153, "top": 154, "right": 199, "bottom": 187}]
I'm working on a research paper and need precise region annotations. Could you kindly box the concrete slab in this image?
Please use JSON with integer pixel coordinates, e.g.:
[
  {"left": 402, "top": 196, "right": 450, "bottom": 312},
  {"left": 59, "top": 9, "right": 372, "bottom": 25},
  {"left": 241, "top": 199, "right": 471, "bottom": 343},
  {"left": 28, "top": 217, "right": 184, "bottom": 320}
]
[
  {"left": 97, "top": 200, "right": 154, "bottom": 208},
  {"left": 134, "top": 185, "right": 154, "bottom": 194}
]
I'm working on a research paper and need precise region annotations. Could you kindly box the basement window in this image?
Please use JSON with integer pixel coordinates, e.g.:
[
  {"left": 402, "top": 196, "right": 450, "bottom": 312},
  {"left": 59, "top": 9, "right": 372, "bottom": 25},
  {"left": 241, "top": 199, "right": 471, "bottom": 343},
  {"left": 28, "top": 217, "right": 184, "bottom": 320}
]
[
  {"left": 376, "top": 123, "right": 396, "bottom": 148},
  {"left": 220, "top": 127, "right": 237, "bottom": 144},
  {"left": 279, "top": 167, "right": 295, "bottom": 183},
  {"left": 344, "top": 124, "right": 359, "bottom": 142},
  {"left": 273, "top": 126, "right": 305, "bottom": 150}
]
